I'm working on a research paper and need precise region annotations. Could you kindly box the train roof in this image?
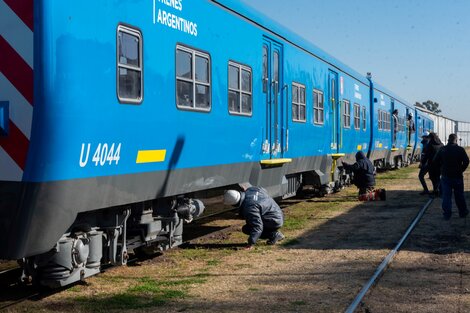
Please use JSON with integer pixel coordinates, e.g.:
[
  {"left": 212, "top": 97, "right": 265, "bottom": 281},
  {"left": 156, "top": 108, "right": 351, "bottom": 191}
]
[
  {"left": 212, "top": 0, "right": 370, "bottom": 86},
  {"left": 373, "top": 83, "right": 414, "bottom": 109}
]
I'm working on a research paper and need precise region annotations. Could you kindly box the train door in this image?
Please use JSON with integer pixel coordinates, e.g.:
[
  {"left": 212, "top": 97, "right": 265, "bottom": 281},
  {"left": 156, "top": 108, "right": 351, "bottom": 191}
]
[
  {"left": 261, "top": 37, "right": 285, "bottom": 160},
  {"left": 328, "top": 70, "right": 340, "bottom": 153}
]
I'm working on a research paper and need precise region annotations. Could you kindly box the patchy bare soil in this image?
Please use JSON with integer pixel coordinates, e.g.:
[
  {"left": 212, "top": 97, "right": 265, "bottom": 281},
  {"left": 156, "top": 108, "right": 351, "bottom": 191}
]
[{"left": 3, "top": 165, "right": 470, "bottom": 313}]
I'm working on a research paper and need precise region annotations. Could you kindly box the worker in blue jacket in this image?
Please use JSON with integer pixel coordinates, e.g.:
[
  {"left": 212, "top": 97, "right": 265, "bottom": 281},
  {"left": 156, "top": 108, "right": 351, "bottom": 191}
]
[
  {"left": 343, "top": 151, "right": 376, "bottom": 195},
  {"left": 343, "top": 151, "right": 385, "bottom": 200},
  {"left": 224, "top": 186, "right": 284, "bottom": 249}
]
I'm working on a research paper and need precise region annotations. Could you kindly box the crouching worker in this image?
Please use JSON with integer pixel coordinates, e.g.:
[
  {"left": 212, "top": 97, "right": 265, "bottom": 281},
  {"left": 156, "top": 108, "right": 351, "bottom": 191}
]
[
  {"left": 343, "top": 151, "right": 386, "bottom": 201},
  {"left": 224, "top": 187, "right": 285, "bottom": 249}
]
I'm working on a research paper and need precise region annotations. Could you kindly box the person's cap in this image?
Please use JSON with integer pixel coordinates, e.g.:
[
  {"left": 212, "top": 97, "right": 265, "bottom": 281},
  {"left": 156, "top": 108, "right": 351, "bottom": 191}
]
[
  {"left": 408, "top": 112, "right": 413, "bottom": 117},
  {"left": 223, "top": 190, "right": 241, "bottom": 206},
  {"left": 422, "top": 131, "right": 430, "bottom": 137}
]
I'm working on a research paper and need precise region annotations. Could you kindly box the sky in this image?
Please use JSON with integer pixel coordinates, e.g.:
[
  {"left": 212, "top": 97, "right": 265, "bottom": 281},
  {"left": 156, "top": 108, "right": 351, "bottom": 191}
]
[{"left": 241, "top": 0, "right": 470, "bottom": 122}]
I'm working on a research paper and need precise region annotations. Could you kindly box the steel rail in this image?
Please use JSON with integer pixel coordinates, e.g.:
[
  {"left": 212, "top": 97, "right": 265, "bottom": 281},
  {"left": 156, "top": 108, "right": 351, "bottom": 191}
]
[{"left": 344, "top": 198, "right": 434, "bottom": 313}]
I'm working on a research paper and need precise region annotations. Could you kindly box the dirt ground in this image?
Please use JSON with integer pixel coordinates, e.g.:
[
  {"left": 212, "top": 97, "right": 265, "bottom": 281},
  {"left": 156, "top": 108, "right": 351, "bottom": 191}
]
[{"left": 4, "top": 165, "right": 470, "bottom": 313}]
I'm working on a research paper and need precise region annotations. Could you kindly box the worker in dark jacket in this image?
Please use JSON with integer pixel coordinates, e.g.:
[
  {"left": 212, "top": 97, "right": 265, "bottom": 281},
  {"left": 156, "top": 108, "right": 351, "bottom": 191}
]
[
  {"left": 224, "top": 187, "right": 284, "bottom": 248},
  {"left": 433, "top": 134, "right": 469, "bottom": 220},
  {"left": 418, "top": 131, "right": 431, "bottom": 195},
  {"left": 406, "top": 112, "right": 415, "bottom": 146},
  {"left": 426, "top": 132, "right": 444, "bottom": 196},
  {"left": 392, "top": 109, "right": 399, "bottom": 148},
  {"left": 343, "top": 151, "right": 376, "bottom": 195}
]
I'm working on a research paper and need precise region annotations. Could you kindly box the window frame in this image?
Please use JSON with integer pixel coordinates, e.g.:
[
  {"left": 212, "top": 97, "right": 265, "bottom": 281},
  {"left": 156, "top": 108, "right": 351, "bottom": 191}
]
[
  {"left": 175, "top": 44, "right": 212, "bottom": 112},
  {"left": 362, "top": 106, "right": 367, "bottom": 131},
  {"left": 353, "top": 103, "right": 360, "bottom": 130},
  {"left": 386, "top": 112, "right": 391, "bottom": 131},
  {"left": 262, "top": 45, "right": 269, "bottom": 94},
  {"left": 116, "top": 24, "right": 143, "bottom": 104},
  {"left": 343, "top": 99, "right": 351, "bottom": 128},
  {"left": 228, "top": 61, "right": 253, "bottom": 117},
  {"left": 398, "top": 116, "right": 405, "bottom": 132},
  {"left": 292, "top": 82, "right": 306, "bottom": 123},
  {"left": 313, "top": 89, "right": 324, "bottom": 125},
  {"left": 378, "top": 110, "right": 383, "bottom": 130}
]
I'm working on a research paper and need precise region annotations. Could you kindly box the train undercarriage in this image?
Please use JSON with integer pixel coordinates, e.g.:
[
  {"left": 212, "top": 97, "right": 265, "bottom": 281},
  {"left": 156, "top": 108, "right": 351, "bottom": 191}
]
[
  {"left": 20, "top": 197, "right": 205, "bottom": 288},
  {"left": 17, "top": 164, "right": 352, "bottom": 288}
]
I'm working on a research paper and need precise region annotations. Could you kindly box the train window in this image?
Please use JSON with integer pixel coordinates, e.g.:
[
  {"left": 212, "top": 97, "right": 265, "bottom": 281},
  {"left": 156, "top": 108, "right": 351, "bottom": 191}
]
[
  {"left": 388, "top": 113, "right": 391, "bottom": 131},
  {"left": 292, "top": 83, "right": 306, "bottom": 122},
  {"left": 273, "top": 50, "right": 279, "bottom": 84},
  {"left": 117, "top": 25, "right": 143, "bottom": 104},
  {"left": 313, "top": 89, "right": 324, "bottom": 125},
  {"left": 176, "top": 45, "right": 211, "bottom": 111},
  {"left": 343, "top": 100, "right": 351, "bottom": 128},
  {"left": 378, "top": 110, "right": 383, "bottom": 130},
  {"left": 354, "top": 103, "right": 360, "bottom": 129},
  {"left": 262, "top": 45, "right": 268, "bottom": 93},
  {"left": 398, "top": 116, "right": 405, "bottom": 132},
  {"left": 228, "top": 61, "right": 252, "bottom": 116},
  {"left": 362, "top": 106, "right": 366, "bottom": 130},
  {"left": 379, "top": 110, "right": 391, "bottom": 131}
]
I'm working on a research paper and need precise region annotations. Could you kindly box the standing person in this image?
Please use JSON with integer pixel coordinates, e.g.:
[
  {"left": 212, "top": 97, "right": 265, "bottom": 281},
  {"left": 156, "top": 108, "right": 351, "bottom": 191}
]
[
  {"left": 426, "top": 132, "right": 444, "bottom": 196},
  {"left": 433, "top": 134, "right": 469, "bottom": 220},
  {"left": 392, "top": 109, "right": 399, "bottom": 148},
  {"left": 406, "top": 112, "right": 415, "bottom": 146},
  {"left": 343, "top": 151, "right": 385, "bottom": 200},
  {"left": 418, "top": 131, "right": 431, "bottom": 195},
  {"left": 224, "top": 187, "right": 284, "bottom": 248}
]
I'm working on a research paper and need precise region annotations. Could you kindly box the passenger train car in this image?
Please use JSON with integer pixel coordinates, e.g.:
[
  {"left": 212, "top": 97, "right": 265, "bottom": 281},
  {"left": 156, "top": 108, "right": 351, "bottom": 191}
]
[{"left": 0, "top": 0, "right": 456, "bottom": 287}]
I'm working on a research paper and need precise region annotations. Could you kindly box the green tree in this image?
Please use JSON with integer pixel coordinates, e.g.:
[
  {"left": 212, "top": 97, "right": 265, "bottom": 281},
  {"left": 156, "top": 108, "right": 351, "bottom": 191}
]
[{"left": 415, "top": 100, "right": 442, "bottom": 114}]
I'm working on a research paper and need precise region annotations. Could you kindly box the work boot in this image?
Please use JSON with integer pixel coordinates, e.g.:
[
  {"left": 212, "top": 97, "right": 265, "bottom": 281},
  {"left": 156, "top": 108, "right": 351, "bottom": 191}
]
[
  {"left": 379, "top": 189, "right": 386, "bottom": 201},
  {"left": 267, "top": 231, "right": 285, "bottom": 245},
  {"left": 419, "top": 190, "right": 429, "bottom": 195}
]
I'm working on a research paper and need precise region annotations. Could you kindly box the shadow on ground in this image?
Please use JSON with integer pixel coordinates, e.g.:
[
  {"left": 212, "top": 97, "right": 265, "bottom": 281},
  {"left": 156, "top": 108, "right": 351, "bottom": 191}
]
[{"left": 285, "top": 189, "right": 470, "bottom": 255}]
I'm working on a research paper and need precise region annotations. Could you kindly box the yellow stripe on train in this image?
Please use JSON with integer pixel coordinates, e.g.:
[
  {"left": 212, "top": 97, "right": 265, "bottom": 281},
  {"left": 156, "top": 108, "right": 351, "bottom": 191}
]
[{"left": 136, "top": 150, "right": 166, "bottom": 164}]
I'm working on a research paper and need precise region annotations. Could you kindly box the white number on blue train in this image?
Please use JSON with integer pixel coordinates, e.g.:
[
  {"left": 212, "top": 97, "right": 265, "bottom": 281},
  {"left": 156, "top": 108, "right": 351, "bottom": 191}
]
[{"left": 79, "top": 143, "right": 121, "bottom": 167}]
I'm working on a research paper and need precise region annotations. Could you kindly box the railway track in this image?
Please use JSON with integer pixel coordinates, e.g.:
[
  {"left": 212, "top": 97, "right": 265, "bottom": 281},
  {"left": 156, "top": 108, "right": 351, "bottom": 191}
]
[{"left": 345, "top": 198, "right": 434, "bottom": 313}]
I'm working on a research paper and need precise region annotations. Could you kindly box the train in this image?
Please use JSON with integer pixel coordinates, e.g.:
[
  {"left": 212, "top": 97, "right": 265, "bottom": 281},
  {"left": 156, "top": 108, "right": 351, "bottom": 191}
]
[{"left": 0, "top": 0, "right": 468, "bottom": 287}]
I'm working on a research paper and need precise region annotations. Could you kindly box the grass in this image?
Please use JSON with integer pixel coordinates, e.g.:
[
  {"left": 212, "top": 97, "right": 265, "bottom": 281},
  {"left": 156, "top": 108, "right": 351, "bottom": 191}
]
[
  {"left": 178, "top": 247, "right": 210, "bottom": 260},
  {"left": 283, "top": 216, "right": 309, "bottom": 231},
  {"left": 71, "top": 275, "right": 208, "bottom": 312},
  {"left": 378, "top": 165, "right": 417, "bottom": 180},
  {"left": 282, "top": 238, "right": 301, "bottom": 246},
  {"left": 206, "top": 259, "right": 221, "bottom": 266}
]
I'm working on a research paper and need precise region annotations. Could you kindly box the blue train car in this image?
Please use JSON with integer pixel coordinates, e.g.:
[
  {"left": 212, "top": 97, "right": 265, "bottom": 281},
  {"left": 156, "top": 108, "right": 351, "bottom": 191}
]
[
  {"left": 0, "top": 0, "right": 437, "bottom": 287},
  {"left": 368, "top": 82, "right": 416, "bottom": 169}
]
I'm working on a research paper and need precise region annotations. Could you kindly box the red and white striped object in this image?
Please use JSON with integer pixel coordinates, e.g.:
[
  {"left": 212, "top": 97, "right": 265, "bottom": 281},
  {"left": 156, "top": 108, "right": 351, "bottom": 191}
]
[{"left": 0, "top": 0, "right": 33, "bottom": 181}]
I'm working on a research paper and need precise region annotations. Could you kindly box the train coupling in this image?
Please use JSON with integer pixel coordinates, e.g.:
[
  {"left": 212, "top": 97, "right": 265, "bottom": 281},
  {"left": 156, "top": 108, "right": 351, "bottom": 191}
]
[{"left": 175, "top": 198, "right": 205, "bottom": 223}]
